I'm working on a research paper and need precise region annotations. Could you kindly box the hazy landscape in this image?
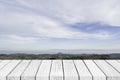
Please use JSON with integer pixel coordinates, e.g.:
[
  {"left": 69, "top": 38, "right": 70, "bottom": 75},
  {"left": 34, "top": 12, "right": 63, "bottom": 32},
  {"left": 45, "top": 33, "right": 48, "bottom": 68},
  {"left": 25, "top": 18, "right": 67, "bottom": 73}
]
[
  {"left": 0, "top": 53, "right": 120, "bottom": 59},
  {"left": 0, "top": 49, "right": 120, "bottom": 59},
  {"left": 0, "top": 1, "right": 120, "bottom": 60}
]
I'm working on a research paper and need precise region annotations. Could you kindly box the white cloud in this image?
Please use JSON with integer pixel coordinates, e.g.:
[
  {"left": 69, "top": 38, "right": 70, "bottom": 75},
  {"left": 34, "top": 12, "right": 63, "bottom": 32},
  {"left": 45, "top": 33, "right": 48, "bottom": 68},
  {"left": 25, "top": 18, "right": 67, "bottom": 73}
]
[
  {"left": 1, "top": 0, "right": 120, "bottom": 26},
  {"left": 0, "top": 0, "right": 118, "bottom": 41},
  {"left": 12, "top": 0, "right": 120, "bottom": 26},
  {"left": 0, "top": 34, "right": 36, "bottom": 44},
  {"left": 33, "top": 18, "right": 111, "bottom": 39}
]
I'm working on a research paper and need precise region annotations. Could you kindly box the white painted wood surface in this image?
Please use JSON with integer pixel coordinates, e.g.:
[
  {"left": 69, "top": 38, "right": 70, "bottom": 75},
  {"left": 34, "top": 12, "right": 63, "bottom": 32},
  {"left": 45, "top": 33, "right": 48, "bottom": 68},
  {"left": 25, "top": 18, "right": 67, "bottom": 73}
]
[
  {"left": 117, "top": 60, "right": 120, "bottom": 63},
  {"left": 0, "top": 60, "right": 10, "bottom": 70},
  {"left": 7, "top": 60, "right": 31, "bottom": 80},
  {"left": 36, "top": 60, "right": 51, "bottom": 80},
  {"left": 21, "top": 60, "right": 41, "bottom": 80},
  {"left": 0, "top": 60, "right": 119, "bottom": 80},
  {"left": 74, "top": 60, "right": 92, "bottom": 80},
  {"left": 50, "top": 60, "right": 63, "bottom": 80},
  {"left": 94, "top": 60, "right": 120, "bottom": 80},
  {"left": 106, "top": 60, "right": 120, "bottom": 73},
  {"left": 63, "top": 60, "right": 79, "bottom": 80},
  {"left": 0, "top": 60, "right": 21, "bottom": 80},
  {"left": 84, "top": 60, "right": 106, "bottom": 80}
]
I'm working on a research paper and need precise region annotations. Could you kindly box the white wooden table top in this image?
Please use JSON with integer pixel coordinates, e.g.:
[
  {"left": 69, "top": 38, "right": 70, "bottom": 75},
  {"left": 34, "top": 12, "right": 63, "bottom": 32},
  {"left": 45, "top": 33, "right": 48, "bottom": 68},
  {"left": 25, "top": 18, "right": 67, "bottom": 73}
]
[{"left": 0, "top": 60, "right": 120, "bottom": 80}]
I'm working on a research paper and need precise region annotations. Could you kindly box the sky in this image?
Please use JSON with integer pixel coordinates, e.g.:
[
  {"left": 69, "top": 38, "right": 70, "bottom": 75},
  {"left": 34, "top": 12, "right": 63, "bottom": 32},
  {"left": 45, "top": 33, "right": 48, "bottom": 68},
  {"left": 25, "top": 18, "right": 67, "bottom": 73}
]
[{"left": 0, "top": 0, "right": 120, "bottom": 50}]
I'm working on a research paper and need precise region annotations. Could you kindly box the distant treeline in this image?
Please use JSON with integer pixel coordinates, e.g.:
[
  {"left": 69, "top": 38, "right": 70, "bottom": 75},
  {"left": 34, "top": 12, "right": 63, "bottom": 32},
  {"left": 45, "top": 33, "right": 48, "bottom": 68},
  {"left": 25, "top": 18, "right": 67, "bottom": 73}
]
[{"left": 0, "top": 53, "right": 120, "bottom": 59}]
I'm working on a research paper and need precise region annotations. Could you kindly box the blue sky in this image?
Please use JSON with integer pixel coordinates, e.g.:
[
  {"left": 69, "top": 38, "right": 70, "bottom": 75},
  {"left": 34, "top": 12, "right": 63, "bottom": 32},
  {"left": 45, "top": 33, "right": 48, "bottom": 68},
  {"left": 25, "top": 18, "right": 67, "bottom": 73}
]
[{"left": 0, "top": 0, "right": 120, "bottom": 50}]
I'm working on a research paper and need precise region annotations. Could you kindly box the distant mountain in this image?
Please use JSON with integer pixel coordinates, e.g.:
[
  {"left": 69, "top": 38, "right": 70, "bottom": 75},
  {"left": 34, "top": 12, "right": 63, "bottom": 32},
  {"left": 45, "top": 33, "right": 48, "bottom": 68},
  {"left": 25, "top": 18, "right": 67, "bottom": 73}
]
[
  {"left": 0, "top": 53, "right": 120, "bottom": 59},
  {"left": 0, "top": 49, "right": 120, "bottom": 54}
]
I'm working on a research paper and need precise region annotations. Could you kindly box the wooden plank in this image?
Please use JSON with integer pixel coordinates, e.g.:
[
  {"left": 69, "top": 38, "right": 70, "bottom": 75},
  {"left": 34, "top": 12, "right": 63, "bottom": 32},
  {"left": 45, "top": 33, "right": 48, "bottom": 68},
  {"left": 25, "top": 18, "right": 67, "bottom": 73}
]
[
  {"left": 50, "top": 60, "right": 63, "bottom": 80},
  {"left": 7, "top": 60, "right": 31, "bottom": 80},
  {"left": 0, "top": 60, "right": 11, "bottom": 70},
  {"left": 0, "top": 60, "right": 21, "bottom": 80},
  {"left": 36, "top": 60, "right": 51, "bottom": 80},
  {"left": 117, "top": 60, "right": 120, "bottom": 63},
  {"left": 21, "top": 60, "right": 42, "bottom": 80},
  {"left": 94, "top": 60, "right": 120, "bottom": 80},
  {"left": 84, "top": 60, "right": 106, "bottom": 80},
  {"left": 74, "top": 60, "right": 92, "bottom": 80},
  {"left": 63, "top": 60, "right": 78, "bottom": 80},
  {"left": 106, "top": 60, "right": 120, "bottom": 73}
]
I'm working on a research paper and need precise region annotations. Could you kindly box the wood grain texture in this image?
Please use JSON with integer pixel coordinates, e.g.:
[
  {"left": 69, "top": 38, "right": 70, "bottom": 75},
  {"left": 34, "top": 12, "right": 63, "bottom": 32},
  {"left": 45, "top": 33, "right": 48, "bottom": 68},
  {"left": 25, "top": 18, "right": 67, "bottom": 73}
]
[
  {"left": 74, "top": 60, "right": 92, "bottom": 80},
  {"left": 117, "top": 60, "right": 120, "bottom": 63},
  {"left": 50, "top": 60, "right": 63, "bottom": 80},
  {"left": 7, "top": 60, "right": 31, "bottom": 80},
  {"left": 0, "top": 60, "right": 10, "bottom": 70},
  {"left": 36, "top": 60, "right": 51, "bottom": 80},
  {"left": 0, "top": 60, "right": 21, "bottom": 80},
  {"left": 21, "top": 60, "right": 41, "bottom": 80},
  {"left": 94, "top": 60, "right": 120, "bottom": 80},
  {"left": 0, "top": 60, "right": 119, "bottom": 80},
  {"left": 106, "top": 60, "right": 120, "bottom": 73},
  {"left": 63, "top": 60, "right": 79, "bottom": 80},
  {"left": 84, "top": 60, "right": 106, "bottom": 80}
]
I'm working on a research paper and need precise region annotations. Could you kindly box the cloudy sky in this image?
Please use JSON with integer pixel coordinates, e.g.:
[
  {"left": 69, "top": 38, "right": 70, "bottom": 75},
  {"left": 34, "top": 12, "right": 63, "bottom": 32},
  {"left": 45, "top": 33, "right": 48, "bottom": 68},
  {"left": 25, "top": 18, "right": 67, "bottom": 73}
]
[{"left": 0, "top": 0, "right": 120, "bottom": 50}]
